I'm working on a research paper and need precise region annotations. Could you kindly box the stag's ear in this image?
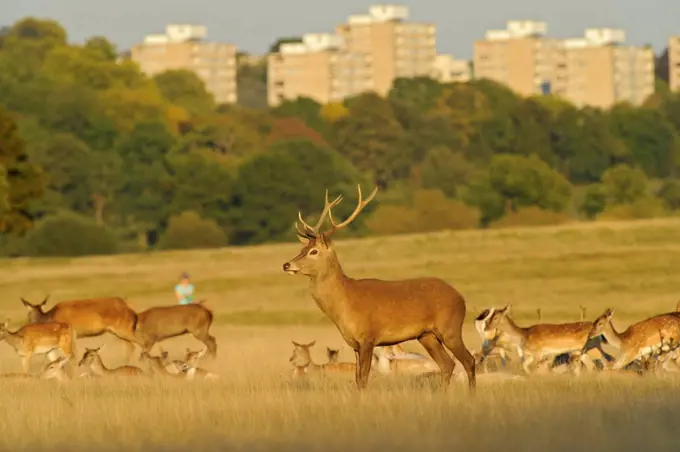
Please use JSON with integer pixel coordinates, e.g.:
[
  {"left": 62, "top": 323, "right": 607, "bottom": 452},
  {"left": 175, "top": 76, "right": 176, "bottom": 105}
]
[
  {"left": 500, "top": 305, "right": 511, "bottom": 316},
  {"left": 292, "top": 341, "right": 302, "bottom": 347},
  {"left": 296, "top": 234, "right": 310, "bottom": 245},
  {"left": 41, "top": 295, "right": 49, "bottom": 306},
  {"left": 307, "top": 340, "right": 316, "bottom": 347}
]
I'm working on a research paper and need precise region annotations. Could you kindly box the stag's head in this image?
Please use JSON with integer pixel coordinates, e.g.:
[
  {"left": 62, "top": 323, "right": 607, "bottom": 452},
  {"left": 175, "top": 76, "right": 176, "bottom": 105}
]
[
  {"left": 289, "top": 340, "right": 316, "bottom": 367},
  {"left": 587, "top": 308, "right": 614, "bottom": 341},
  {"left": 20, "top": 296, "right": 50, "bottom": 324},
  {"left": 282, "top": 184, "right": 378, "bottom": 278}
]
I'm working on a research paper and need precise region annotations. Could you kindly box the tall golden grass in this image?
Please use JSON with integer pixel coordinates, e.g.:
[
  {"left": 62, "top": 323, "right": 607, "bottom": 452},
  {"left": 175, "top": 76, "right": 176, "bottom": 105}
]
[{"left": 1, "top": 218, "right": 680, "bottom": 451}]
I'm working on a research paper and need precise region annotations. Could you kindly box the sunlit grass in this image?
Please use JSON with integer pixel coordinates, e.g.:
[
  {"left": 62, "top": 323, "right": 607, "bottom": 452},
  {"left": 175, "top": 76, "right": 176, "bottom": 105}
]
[{"left": 1, "top": 218, "right": 680, "bottom": 450}]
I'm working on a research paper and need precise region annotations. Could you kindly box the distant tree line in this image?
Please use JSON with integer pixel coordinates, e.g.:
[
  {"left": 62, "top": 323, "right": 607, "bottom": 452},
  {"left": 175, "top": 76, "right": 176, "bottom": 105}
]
[{"left": 1, "top": 18, "right": 680, "bottom": 257}]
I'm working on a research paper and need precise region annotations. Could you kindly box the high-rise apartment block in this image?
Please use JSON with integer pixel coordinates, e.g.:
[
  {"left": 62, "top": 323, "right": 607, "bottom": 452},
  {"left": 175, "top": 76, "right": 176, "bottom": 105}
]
[
  {"left": 431, "top": 54, "right": 472, "bottom": 83},
  {"left": 130, "top": 24, "right": 238, "bottom": 104},
  {"left": 267, "top": 5, "right": 436, "bottom": 106},
  {"left": 336, "top": 5, "right": 436, "bottom": 96},
  {"left": 474, "top": 21, "right": 654, "bottom": 108},
  {"left": 671, "top": 36, "right": 680, "bottom": 92},
  {"left": 267, "top": 33, "right": 373, "bottom": 107}
]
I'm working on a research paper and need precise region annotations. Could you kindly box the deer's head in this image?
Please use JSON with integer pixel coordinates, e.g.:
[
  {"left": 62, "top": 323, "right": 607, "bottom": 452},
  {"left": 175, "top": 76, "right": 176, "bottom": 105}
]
[
  {"left": 326, "top": 347, "right": 340, "bottom": 363},
  {"left": 485, "top": 305, "right": 511, "bottom": 333},
  {"left": 79, "top": 346, "right": 104, "bottom": 367},
  {"left": 20, "top": 296, "right": 49, "bottom": 323},
  {"left": 587, "top": 308, "right": 614, "bottom": 341},
  {"left": 289, "top": 340, "right": 316, "bottom": 367},
  {"left": 282, "top": 184, "right": 378, "bottom": 278}
]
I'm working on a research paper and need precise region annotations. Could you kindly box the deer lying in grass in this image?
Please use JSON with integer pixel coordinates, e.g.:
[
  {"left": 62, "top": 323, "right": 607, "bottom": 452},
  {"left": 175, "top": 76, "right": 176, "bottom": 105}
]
[
  {"left": 134, "top": 302, "right": 217, "bottom": 358},
  {"left": 283, "top": 185, "right": 475, "bottom": 391},
  {"left": 179, "top": 347, "right": 219, "bottom": 380},
  {"left": 0, "top": 356, "right": 72, "bottom": 381},
  {"left": 372, "top": 346, "right": 440, "bottom": 376},
  {"left": 139, "top": 351, "right": 185, "bottom": 378},
  {"left": 483, "top": 306, "right": 611, "bottom": 375},
  {"left": 0, "top": 320, "right": 77, "bottom": 374},
  {"left": 289, "top": 341, "right": 356, "bottom": 377},
  {"left": 383, "top": 343, "right": 428, "bottom": 360},
  {"left": 584, "top": 308, "right": 680, "bottom": 371},
  {"left": 326, "top": 347, "right": 357, "bottom": 372},
  {"left": 78, "top": 346, "right": 146, "bottom": 377},
  {"left": 21, "top": 296, "right": 141, "bottom": 362}
]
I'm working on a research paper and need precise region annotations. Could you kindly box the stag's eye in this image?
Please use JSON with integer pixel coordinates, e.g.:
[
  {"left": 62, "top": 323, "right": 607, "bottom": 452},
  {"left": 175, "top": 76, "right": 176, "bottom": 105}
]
[{"left": 309, "top": 249, "right": 318, "bottom": 256}]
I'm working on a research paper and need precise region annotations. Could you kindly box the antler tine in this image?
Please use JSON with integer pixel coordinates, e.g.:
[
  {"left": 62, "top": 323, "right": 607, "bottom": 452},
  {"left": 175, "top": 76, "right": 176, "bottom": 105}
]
[
  {"left": 327, "top": 184, "right": 378, "bottom": 233},
  {"left": 296, "top": 190, "right": 344, "bottom": 235}
]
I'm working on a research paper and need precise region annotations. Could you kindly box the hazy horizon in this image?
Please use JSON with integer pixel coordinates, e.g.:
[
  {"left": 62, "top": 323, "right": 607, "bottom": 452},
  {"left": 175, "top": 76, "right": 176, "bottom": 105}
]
[{"left": 2, "top": 0, "right": 678, "bottom": 58}]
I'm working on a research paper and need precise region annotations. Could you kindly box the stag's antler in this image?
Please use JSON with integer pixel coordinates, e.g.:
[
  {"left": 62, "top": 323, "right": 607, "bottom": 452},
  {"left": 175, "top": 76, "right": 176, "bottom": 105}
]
[
  {"left": 295, "top": 185, "right": 378, "bottom": 239},
  {"left": 326, "top": 185, "right": 378, "bottom": 234},
  {"left": 296, "top": 190, "right": 344, "bottom": 238}
]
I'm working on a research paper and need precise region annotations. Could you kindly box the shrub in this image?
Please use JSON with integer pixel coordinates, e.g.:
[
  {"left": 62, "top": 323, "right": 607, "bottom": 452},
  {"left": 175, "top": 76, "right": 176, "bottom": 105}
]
[
  {"left": 367, "top": 189, "right": 479, "bottom": 235},
  {"left": 598, "top": 197, "right": 667, "bottom": 221},
  {"left": 489, "top": 206, "right": 572, "bottom": 229},
  {"left": 22, "top": 212, "right": 118, "bottom": 257},
  {"left": 157, "top": 211, "right": 228, "bottom": 250},
  {"left": 656, "top": 179, "right": 680, "bottom": 211}
]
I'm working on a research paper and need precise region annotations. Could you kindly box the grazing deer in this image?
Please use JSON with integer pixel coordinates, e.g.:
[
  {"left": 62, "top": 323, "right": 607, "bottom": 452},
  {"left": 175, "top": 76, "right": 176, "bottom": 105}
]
[
  {"left": 0, "top": 320, "right": 77, "bottom": 374},
  {"left": 584, "top": 308, "right": 680, "bottom": 370},
  {"left": 180, "top": 347, "right": 219, "bottom": 380},
  {"left": 134, "top": 302, "right": 216, "bottom": 358},
  {"left": 283, "top": 185, "right": 476, "bottom": 391},
  {"left": 484, "top": 305, "right": 610, "bottom": 374},
  {"left": 21, "top": 296, "right": 141, "bottom": 362},
  {"left": 78, "top": 346, "right": 146, "bottom": 377}
]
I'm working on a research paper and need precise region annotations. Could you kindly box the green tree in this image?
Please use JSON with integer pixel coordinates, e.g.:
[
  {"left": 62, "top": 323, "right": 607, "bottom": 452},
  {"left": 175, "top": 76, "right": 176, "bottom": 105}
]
[
  {"left": 601, "top": 164, "right": 648, "bottom": 205},
  {"left": 579, "top": 184, "right": 607, "bottom": 219},
  {"left": 83, "top": 36, "right": 118, "bottom": 61},
  {"left": 230, "top": 139, "right": 366, "bottom": 244},
  {"left": 0, "top": 107, "right": 44, "bottom": 234},
  {"left": 31, "top": 133, "right": 97, "bottom": 216},
  {"left": 0, "top": 165, "right": 8, "bottom": 214},
  {"left": 332, "top": 93, "right": 412, "bottom": 187},
  {"left": 609, "top": 105, "right": 680, "bottom": 178},
  {"left": 153, "top": 69, "right": 215, "bottom": 116},
  {"left": 420, "top": 146, "right": 474, "bottom": 197},
  {"left": 157, "top": 211, "right": 228, "bottom": 250},
  {"left": 656, "top": 178, "right": 680, "bottom": 211},
  {"left": 22, "top": 212, "right": 118, "bottom": 257}
]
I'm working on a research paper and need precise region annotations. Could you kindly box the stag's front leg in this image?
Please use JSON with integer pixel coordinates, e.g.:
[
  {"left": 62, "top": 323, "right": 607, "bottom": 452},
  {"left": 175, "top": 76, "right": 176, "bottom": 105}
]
[
  {"left": 356, "top": 343, "right": 375, "bottom": 390},
  {"left": 21, "top": 353, "right": 32, "bottom": 374}
]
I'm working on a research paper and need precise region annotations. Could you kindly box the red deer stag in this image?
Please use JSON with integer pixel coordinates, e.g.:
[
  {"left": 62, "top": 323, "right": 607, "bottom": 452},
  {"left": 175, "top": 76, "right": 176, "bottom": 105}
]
[
  {"left": 282, "top": 185, "right": 476, "bottom": 391},
  {"left": 21, "top": 296, "right": 141, "bottom": 362},
  {"left": 134, "top": 301, "right": 216, "bottom": 358}
]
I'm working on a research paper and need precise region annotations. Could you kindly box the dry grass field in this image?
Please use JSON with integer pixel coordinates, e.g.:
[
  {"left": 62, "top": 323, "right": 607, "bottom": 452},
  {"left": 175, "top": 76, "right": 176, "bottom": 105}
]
[{"left": 2, "top": 218, "right": 680, "bottom": 451}]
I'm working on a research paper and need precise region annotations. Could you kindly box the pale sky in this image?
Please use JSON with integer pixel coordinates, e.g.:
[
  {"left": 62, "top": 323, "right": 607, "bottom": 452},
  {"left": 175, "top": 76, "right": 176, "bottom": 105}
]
[{"left": 2, "top": 0, "right": 678, "bottom": 58}]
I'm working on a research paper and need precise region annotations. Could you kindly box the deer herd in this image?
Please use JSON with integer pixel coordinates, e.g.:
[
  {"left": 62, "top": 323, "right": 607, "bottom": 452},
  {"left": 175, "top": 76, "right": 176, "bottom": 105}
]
[
  {"left": 0, "top": 296, "right": 219, "bottom": 382},
  {"left": 1, "top": 184, "right": 679, "bottom": 393}
]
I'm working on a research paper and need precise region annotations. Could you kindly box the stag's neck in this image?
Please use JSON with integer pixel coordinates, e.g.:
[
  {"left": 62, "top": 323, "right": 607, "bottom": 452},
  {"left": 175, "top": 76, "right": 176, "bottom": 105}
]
[
  {"left": 601, "top": 320, "right": 623, "bottom": 350},
  {"left": 308, "top": 256, "right": 351, "bottom": 319}
]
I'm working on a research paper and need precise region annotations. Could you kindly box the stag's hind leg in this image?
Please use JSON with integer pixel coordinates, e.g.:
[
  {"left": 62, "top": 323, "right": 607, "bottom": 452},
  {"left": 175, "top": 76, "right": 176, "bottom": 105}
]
[
  {"left": 440, "top": 333, "right": 476, "bottom": 392},
  {"left": 418, "top": 333, "right": 455, "bottom": 389},
  {"left": 191, "top": 330, "right": 217, "bottom": 359}
]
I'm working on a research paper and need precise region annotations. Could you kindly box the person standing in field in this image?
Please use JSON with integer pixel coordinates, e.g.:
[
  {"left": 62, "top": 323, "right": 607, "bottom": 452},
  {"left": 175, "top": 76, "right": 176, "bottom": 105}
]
[{"left": 175, "top": 272, "right": 195, "bottom": 305}]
